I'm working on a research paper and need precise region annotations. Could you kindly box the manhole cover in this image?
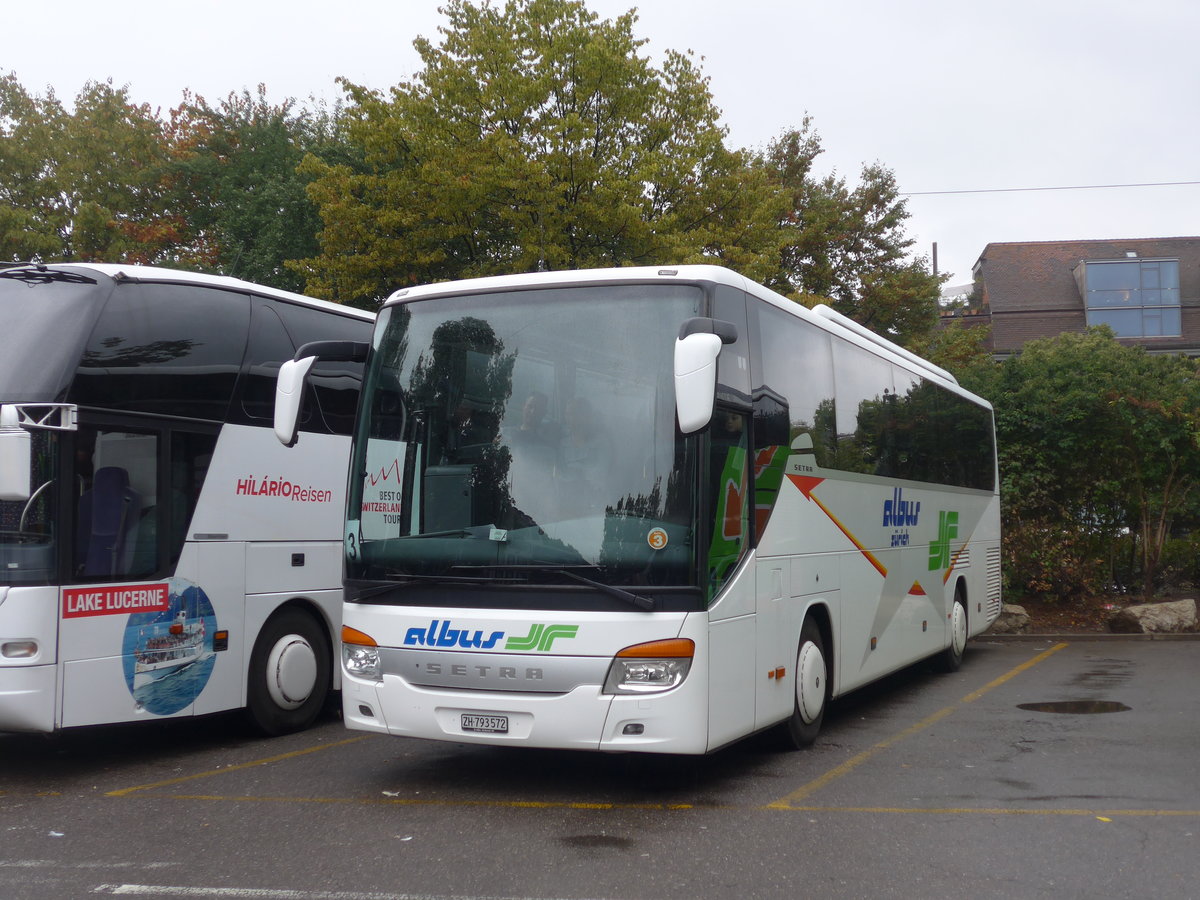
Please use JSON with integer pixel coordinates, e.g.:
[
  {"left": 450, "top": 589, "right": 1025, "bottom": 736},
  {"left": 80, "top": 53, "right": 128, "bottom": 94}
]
[{"left": 1017, "top": 700, "right": 1131, "bottom": 714}]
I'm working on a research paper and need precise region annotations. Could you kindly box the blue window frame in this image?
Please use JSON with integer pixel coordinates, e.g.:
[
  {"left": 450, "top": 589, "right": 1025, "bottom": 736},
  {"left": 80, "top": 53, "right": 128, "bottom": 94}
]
[{"left": 1080, "top": 259, "right": 1181, "bottom": 338}]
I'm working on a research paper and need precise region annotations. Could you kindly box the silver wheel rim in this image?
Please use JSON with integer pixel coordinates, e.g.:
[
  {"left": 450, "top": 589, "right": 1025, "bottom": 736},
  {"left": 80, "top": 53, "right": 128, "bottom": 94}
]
[
  {"left": 796, "top": 639, "right": 827, "bottom": 725},
  {"left": 265, "top": 635, "right": 318, "bottom": 710}
]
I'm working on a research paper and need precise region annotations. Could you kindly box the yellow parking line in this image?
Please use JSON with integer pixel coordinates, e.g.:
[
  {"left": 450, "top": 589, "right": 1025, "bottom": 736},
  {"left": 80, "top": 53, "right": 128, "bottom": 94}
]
[
  {"left": 160, "top": 794, "right": 696, "bottom": 810},
  {"left": 105, "top": 735, "right": 370, "bottom": 797},
  {"left": 120, "top": 792, "right": 1200, "bottom": 819},
  {"left": 767, "top": 642, "right": 1070, "bottom": 809},
  {"left": 783, "top": 806, "right": 1200, "bottom": 817}
]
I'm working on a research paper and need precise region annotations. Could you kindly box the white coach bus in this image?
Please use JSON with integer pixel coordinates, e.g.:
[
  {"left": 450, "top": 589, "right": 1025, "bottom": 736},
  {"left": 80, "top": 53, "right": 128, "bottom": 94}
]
[
  {"left": 277, "top": 265, "right": 1000, "bottom": 753},
  {"left": 0, "top": 263, "right": 372, "bottom": 734}
]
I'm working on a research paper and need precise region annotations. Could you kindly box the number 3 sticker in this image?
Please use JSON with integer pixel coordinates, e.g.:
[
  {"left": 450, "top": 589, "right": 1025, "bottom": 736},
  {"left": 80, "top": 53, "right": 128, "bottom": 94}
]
[{"left": 647, "top": 527, "right": 669, "bottom": 550}]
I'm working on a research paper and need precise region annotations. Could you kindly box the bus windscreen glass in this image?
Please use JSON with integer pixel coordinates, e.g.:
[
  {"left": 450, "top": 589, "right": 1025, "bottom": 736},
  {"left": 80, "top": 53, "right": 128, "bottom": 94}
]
[
  {"left": 346, "top": 284, "right": 704, "bottom": 592},
  {"left": 0, "top": 430, "right": 58, "bottom": 586},
  {"left": 0, "top": 272, "right": 104, "bottom": 403}
]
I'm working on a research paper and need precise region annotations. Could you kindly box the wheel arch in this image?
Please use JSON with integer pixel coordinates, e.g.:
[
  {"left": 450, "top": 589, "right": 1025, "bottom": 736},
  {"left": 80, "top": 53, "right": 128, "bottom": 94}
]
[{"left": 247, "top": 595, "right": 340, "bottom": 702}]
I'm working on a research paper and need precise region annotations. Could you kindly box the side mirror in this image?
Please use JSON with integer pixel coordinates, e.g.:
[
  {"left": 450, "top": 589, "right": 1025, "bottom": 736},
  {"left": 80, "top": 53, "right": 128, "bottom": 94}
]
[
  {"left": 274, "top": 356, "right": 318, "bottom": 446},
  {"left": 674, "top": 333, "right": 723, "bottom": 433},
  {"left": 0, "top": 405, "right": 32, "bottom": 502},
  {"left": 273, "top": 339, "right": 371, "bottom": 447}
]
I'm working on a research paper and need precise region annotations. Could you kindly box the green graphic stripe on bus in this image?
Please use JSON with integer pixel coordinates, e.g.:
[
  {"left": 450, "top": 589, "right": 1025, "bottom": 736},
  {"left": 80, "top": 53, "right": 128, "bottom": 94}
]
[
  {"left": 929, "top": 510, "right": 960, "bottom": 571},
  {"left": 504, "top": 624, "right": 580, "bottom": 652}
]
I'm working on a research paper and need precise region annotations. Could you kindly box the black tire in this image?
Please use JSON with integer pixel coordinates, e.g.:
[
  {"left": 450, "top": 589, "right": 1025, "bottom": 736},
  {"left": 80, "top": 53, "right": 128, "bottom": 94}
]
[
  {"left": 935, "top": 588, "right": 968, "bottom": 673},
  {"left": 245, "top": 608, "right": 331, "bottom": 736},
  {"left": 777, "top": 616, "right": 829, "bottom": 750}
]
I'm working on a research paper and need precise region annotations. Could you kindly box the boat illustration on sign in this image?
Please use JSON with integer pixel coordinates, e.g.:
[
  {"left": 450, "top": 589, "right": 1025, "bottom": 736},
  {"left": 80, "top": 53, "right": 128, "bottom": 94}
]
[{"left": 132, "top": 606, "right": 206, "bottom": 688}]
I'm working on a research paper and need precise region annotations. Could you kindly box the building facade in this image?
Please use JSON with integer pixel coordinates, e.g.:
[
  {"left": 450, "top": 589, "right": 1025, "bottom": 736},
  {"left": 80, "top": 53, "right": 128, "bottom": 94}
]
[{"left": 944, "top": 237, "right": 1200, "bottom": 358}]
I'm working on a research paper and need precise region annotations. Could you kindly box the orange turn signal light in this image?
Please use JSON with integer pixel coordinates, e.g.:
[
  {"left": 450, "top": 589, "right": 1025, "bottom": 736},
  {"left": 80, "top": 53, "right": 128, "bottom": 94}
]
[
  {"left": 342, "top": 625, "right": 378, "bottom": 647},
  {"left": 616, "top": 638, "right": 695, "bottom": 658}
]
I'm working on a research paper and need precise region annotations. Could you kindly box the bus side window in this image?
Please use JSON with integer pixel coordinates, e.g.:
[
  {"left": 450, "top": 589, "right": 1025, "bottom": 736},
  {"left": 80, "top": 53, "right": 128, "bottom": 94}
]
[
  {"left": 168, "top": 430, "right": 218, "bottom": 568},
  {"left": 276, "top": 302, "right": 369, "bottom": 436},
  {"left": 239, "top": 302, "right": 311, "bottom": 427},
  {"left": 72, "top": 283, "right": 247, "bottom": 422}
]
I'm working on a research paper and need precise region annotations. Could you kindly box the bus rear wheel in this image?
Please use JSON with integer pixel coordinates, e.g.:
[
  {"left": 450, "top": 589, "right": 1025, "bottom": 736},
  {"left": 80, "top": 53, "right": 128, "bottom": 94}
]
[
  {"left": 935, "top": 589, "right": 968, "bottom": 673},
  {"left": 778, "top": 616, "right": 828, "bottom": 750},
  {"left": 245, "top": 608, "right": 331, "bottom": 736}
]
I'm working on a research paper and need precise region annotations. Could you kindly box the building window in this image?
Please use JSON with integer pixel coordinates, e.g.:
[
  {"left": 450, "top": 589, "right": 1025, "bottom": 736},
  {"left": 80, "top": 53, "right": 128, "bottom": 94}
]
[{"left": 1076, "top": 258, "right": 1181, "bottom": 338}]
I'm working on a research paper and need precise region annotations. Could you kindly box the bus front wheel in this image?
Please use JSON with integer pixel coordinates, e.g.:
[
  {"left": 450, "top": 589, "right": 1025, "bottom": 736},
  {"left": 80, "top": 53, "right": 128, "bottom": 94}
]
[
  {"left": 245, "top": 608, "right": 331, "bottom": 736},
  {"left": 778, "top": 617, "right": 828, "bottom": 750}
]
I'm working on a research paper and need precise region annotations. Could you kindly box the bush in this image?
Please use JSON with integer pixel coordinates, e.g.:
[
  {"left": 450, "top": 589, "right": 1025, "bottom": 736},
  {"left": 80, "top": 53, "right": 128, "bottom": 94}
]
[
  {"left": 1002, "top": 517, "right": 1107, "bottom": 603},
  {"left": 1153, "top": 533, "right": 1200, "bottom": 596}
]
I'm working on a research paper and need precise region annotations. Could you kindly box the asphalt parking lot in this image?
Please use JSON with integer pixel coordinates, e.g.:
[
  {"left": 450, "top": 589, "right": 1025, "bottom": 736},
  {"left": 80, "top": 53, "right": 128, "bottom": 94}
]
[{"left": 2, "top": 636, "right": 1198, "bottom": 900}]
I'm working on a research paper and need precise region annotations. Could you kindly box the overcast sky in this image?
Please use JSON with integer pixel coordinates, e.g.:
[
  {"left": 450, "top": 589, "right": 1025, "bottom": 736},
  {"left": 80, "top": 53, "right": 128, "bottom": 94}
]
[{"left": 6, "top": 0, "right": 1198, "bottom": 286}]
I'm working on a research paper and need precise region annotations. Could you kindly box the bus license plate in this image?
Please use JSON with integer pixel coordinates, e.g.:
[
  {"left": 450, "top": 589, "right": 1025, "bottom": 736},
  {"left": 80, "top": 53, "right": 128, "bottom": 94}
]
[{"left": 461, "top": 713, "right": 509, "bottom": 734}]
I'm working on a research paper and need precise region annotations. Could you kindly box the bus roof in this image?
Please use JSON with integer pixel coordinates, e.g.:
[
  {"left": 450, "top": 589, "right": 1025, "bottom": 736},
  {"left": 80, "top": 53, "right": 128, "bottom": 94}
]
[
  {"left": 380, "top": 265, "right": 979, "bottom": 403},
  {"left": 25, "top": 262, "right": 374, "bottom": 322}
]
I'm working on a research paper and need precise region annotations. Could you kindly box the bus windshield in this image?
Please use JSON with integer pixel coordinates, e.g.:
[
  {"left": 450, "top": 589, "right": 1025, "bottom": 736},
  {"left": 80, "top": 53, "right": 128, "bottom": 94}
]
[
  {"left": 0, "top": 429, "right": 58, "bottom": 586},
  {"left": 0, "top": 270, "right": 106, "bottom": 403},
  {"left": 346, "top": 283, "right": 704, "bottom": 594}
]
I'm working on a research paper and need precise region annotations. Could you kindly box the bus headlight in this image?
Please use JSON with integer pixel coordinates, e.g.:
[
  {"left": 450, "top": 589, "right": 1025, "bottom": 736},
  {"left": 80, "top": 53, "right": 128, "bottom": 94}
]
[
  {"left": 1, "top": 640, "right": 38, "bottom": 659},
  {"left": 341, "top": 626, "right": 382, "bottom": 682},
  {"left": 603, "top": 639, "right": 694, "bottom": 694}
]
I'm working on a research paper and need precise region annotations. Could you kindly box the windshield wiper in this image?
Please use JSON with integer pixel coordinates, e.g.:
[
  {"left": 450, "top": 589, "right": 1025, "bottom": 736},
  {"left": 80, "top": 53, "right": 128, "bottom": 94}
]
[
  {"left": 356, "top": 566, "right": 656, "bottom": 611},
  {"left": 352, "top": 571, "right": 523, "bottom": 603},
  {"left": 0, "top": 265, "right": 96, "bottom": 285},
  {"left": 455, "top": 564, "right": 656, "bottom": 611},
  {"left": 552, "top": 568, "right": 656, "bottom": 611}
]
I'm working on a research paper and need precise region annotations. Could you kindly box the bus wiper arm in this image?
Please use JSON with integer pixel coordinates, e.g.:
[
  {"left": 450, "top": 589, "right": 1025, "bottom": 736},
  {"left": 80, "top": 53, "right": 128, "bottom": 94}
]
[
  {"left": 353, "top": 571, "right": 526, "bottom": 603},
  {"left": 399, "top": 529, "right": 474, "bottom": 539},
  {"left": 0, "top": 264, "right": 96, "bottom": 285},
  {"left": 381, "top": 571, "right": 520, "bottom": 585},
  {"left": 444, "top": 564, "right": 655, "bottom": 610},
  {"left": 512, "top": 566, "right": 655, "bottom": 611}
]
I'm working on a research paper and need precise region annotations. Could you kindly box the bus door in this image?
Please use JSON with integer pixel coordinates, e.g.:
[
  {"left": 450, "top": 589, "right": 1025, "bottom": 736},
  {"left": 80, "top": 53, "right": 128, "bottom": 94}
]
[
  {"left": 705, "top": 405, "right": 756, "bottom": 745},
  {"left": 749, "top": 388, "right": 808, "bottom": 730},
  {"left": 58, "top": 426, "right": 227, "bottom": 726}
]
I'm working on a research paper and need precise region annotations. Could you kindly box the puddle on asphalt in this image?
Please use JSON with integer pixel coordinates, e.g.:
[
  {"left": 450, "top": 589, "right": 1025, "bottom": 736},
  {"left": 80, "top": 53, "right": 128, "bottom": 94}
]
[
  {"left": 1017, "top": 700, "right": 1131, "bottom": 714},
  {"left": 559, "top": 835, "right": 635, "bottom": 850}
]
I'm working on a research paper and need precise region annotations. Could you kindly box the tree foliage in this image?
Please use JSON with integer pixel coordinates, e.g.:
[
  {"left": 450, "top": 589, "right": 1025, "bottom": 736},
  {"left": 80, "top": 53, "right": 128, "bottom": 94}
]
[
  {"left": 296, "top": 0, "right": 793, "bottom": 305},
  {"left": 989, "top": 329, "right": 1200, "bottom": 598},
  {"left": 2, "top": 1, "right": 941, "bottom": 335},
  {"left": 758, "top": 120, "right": 943, "bottom": 344},
  {"left": 0, "top": 75, "right": 169, "bottom": 262},
  {"left": 0, "top": 75, "right": 348, "bottom": 292},
  {"left": 912, "top": 318, "right": 997, "bottom": 396},
  {"left": 162, "top": 88, "right": 348, "bottom": 291}
]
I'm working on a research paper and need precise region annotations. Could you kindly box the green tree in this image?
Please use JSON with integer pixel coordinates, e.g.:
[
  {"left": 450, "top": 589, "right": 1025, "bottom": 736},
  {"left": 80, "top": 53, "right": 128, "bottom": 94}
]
[
  {"left": 162, "top": 88, "right": 350, "bottom": 292},
  {"left": 0, "top": 75, "right": 169, "bottom": 262},
  {"left": 758, "top": 121, "right": 942, "bottom": 345},
  {"left": 294, "top": 0, "right": 783, "bottom": 305},
  {"left": 0, "top": 74, "right": 63, "bottom": 261},
  {"left": 993, "top": 329, "right": 1200, "bottom": 598},
  {"left": 912, "top": 317, "right": 997, "bottom": 396}
]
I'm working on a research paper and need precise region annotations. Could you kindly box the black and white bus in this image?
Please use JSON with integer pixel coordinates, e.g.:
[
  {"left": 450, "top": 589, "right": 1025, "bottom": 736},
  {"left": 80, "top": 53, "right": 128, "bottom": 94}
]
[{"left": 0, "top": 263, "right": 372, "bottom": 734}]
